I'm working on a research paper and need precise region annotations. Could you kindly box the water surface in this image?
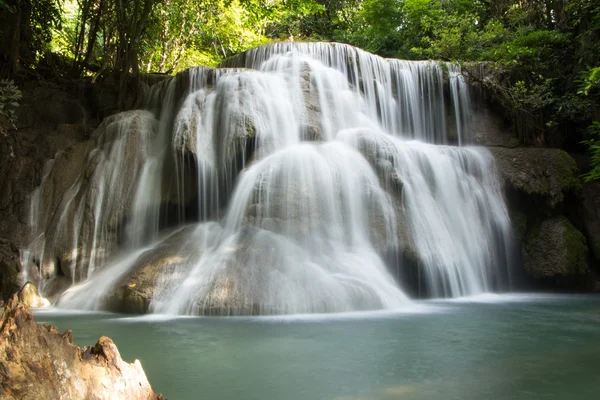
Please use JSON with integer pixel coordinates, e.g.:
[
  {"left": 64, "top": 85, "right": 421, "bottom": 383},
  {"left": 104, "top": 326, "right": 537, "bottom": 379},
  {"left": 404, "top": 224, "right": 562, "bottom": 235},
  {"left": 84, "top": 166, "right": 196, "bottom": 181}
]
[{"left": 36, "top": 294, "right": 600, "bottom": 400}]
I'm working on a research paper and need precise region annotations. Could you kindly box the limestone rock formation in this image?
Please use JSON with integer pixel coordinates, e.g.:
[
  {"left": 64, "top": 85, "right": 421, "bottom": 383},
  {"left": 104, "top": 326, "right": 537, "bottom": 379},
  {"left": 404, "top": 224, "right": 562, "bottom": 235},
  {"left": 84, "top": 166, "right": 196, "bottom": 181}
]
[
  {"left": 0, "top": 295, "right": 162, "bottom": 400},
  {"left": 469, "top": 106, "right": 519, "bottom": 148},
  {"left": 489, "top": 147, "right": 581, "bottom": 212},
  {"left": 523, "top": 216, "right": 590, "bottom": 286},
  {"left": 30, "top": 110, "right": 160, "bottom": 282},
  {"left": 0, "top": 82, "right": 98, "bottom": 301},
  {"left": 16, "top": 84, "right": 87, "bottom": 129},
  {"left": 0, "top": 78, "right": 168, "bottom": 302}
]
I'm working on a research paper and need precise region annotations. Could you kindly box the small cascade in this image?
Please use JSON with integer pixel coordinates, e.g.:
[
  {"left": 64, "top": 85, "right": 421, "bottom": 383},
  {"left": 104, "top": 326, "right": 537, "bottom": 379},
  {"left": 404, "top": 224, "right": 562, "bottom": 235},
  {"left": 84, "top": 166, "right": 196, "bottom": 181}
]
[
  {"left": 222, "top": 42, "right": 472, "bottom": 143},
  {"left": 156, "top": 143, "right": 407, "bottom": 315},
  {"left": 21, "top": 42, "right": 513, "bottom": 315},
  {"left": 339, "top": 129, "right": 512, "bottom": 297},
  {"left": 23, "top": 111, "right": 162, "bottom": 287}
]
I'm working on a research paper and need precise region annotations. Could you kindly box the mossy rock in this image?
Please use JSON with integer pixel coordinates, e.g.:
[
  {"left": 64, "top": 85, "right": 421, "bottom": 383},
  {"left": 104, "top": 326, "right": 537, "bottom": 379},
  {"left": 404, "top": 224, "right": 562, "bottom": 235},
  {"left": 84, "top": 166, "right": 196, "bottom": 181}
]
[
  {"left": 523, "top": 216, "right": 590, "bottom": 287},
  {"left": 490, "top": 147, "right": 581, "bottom": 211}
]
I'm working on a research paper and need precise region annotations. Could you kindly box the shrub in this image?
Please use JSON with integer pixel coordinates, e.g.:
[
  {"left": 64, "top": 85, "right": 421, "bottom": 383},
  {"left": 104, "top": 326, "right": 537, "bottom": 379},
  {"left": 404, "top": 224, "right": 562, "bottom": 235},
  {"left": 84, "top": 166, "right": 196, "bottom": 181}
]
[{"left": 0, "top": 79, "right": 22, "bottom": 134}]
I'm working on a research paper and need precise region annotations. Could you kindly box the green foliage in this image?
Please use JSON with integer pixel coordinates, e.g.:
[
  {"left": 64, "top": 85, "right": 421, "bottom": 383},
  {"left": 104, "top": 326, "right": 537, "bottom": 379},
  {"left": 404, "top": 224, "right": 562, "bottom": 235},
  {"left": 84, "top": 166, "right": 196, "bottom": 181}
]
[
  {"left": 413, "top": 10, "right": 481, "bottom": 60},
  {"left": 41, "top": 0, "right": 324, "bottom": 75},
  {"left": 0, "top": 0, "right": 63, "bottom": 72},
  {"left": 578, "top": 67, "right": 600, "bottom": 97},
  {"left": 581, "top": 122, "right": 600, "bottom": 182},
  {"left": 298, "top": 0, "right": 362, "bottom": 41},
  {"left": 0, "top": 79, "right": 21, "bottom": 132},
  {"left": 579, "top": 65, "right": 600, "bottom": 182},
  {"left": 338, "top": 0, "right": 403, "bottom": 56},
  {"left": 139, "top": 0, "right": 221, "bottom": 72},
  {"left": 50, "top": 0, "right": 79, "bottom": 57},
  {"left": 0, "top": 0, "right": 12, "bottom": 12}
]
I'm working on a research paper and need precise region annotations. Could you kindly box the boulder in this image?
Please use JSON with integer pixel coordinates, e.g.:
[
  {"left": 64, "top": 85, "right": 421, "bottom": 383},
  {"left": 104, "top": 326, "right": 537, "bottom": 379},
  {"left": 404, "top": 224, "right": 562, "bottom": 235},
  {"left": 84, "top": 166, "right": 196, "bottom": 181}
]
[
  {"left": 17, "top": 281, "right": 49, "bottom": 308},
  {"left": 0, "top": 295, "right": 163, "bottom": 400},
  {"left": 34, "top": 94, "right": 87, "bottom": 126},
  {"left": 489, "top": 147, "right": 581, "bottom": 212},
  {"left": 105, "top": 225, "right": 219, "bottom": 313},
  {"left": 523, "top": 216, "right": 590, "bottom": 287}
]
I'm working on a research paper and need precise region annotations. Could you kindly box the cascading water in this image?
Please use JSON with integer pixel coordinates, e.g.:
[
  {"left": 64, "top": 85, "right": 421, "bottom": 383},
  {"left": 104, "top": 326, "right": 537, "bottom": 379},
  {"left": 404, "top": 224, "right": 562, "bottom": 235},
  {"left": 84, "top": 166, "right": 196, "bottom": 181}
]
[{"left": 21, "top": 42, "right": 513, "bottom": 315}]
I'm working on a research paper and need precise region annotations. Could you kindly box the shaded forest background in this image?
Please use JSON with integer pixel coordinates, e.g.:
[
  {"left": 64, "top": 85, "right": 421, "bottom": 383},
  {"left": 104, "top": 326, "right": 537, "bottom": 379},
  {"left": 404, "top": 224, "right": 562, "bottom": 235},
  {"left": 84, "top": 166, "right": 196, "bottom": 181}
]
[{"left": 0, "top": 0, "right": 599, "bottom": 176}]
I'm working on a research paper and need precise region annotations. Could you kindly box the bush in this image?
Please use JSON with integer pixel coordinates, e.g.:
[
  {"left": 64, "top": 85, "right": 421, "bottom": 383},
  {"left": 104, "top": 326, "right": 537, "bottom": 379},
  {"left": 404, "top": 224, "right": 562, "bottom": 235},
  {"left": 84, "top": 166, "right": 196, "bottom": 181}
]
[{"left": 0, "top": 79, "right": 21, "bottom": 134}]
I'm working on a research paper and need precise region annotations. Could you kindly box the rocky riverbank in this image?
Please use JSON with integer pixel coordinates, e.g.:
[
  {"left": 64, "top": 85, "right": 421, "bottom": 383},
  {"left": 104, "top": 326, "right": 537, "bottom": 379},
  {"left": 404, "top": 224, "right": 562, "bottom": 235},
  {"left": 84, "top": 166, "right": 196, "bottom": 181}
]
[{"left": 0, "top": 290, "right": 163, "bottom": 399}]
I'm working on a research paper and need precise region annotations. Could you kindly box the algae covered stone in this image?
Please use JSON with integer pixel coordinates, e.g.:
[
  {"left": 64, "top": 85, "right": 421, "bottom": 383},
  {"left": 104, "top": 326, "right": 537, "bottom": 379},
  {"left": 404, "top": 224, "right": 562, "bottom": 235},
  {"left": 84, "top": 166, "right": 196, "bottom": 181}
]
[
  {"left": 523, "top": 216, "right": 589, "bottom": 286},
  {"left": 490, "top": 147, "right": 581, "bottom": 211}
]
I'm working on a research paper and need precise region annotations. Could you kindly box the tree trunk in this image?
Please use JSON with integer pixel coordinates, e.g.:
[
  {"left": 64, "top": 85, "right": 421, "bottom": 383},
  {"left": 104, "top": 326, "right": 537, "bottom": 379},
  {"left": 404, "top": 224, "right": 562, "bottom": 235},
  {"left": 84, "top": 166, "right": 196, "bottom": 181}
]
[
  {"left": 74, "top": 0, "right": 92, "bottom": 68},
  {"left": 8, "top": 0, "right": 22, "bottom": 74},
  {"left": 83, "top": 3, "right": 103, "bottom": 67}
]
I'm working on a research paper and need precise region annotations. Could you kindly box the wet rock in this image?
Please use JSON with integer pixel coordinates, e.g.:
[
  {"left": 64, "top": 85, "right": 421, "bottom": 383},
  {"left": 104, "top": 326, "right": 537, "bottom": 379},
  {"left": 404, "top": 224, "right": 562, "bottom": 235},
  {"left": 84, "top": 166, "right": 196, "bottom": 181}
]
[
  {"left": 342, "top": 129, "right": 417, "bottom": 260},
  {"left": 523, "top": 216, "right": 590, "bottom": 287},
  {"left": 43, "top": 124, "right": 93, "bottom": 155},
  {"left": 510, "top": 211, "right": 529, "bottom": 242},
  {"left": 489, "top": 147, "right": 581, "bottom": 212},
  {"left": 299, "top": 64, "right": 323, "bottom": 141},
  {"left": 0, "top": 83, "right": 96, "bottom": 300},
  {"left": 0, "top": 295, "right": 162, "bottom": 400},
  {"left": 172, "top": 74, "right": 269, "bottom": 167},
  {"left": 580, "top": 181, "right": 600, "bottom": 263},
  {"left": 105, "top": 225, "right": 219, "bottom": 313},
  {"left": 38, "top": 276, "right": 73, "bottom": 303},
  {"left": 17, "top": 281, "right": 49, "bottom": 308},
  {"left": 0, "top": 120, "right": 93, "bottom": 249},
  {"left": 470, "top": 107, "right": 519, "bottom": 148},
  {"left": 31, "top": 110, "right": 160, "bottom": 281}
]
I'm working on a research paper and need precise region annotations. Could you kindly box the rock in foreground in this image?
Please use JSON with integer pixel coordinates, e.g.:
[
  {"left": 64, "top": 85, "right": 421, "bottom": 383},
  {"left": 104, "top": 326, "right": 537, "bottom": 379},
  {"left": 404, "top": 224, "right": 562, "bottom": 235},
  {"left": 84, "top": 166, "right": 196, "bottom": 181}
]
[{"left": 0, "top": 295, "right": 163, "bottom": 400}]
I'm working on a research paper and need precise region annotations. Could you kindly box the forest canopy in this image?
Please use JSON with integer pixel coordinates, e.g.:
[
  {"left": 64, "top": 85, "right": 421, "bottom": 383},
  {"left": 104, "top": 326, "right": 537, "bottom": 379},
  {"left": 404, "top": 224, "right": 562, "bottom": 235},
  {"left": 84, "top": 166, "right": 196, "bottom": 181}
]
[{"left": 0, "top": 0, "right": 599, "bottom": 176}]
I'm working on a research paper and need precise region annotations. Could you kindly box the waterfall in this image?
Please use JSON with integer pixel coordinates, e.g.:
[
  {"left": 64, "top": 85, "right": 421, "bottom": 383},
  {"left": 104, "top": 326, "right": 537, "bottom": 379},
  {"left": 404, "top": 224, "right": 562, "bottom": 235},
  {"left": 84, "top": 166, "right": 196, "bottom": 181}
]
[{"left": 21, "top": 42, "right": 513, "bottom": 315}]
